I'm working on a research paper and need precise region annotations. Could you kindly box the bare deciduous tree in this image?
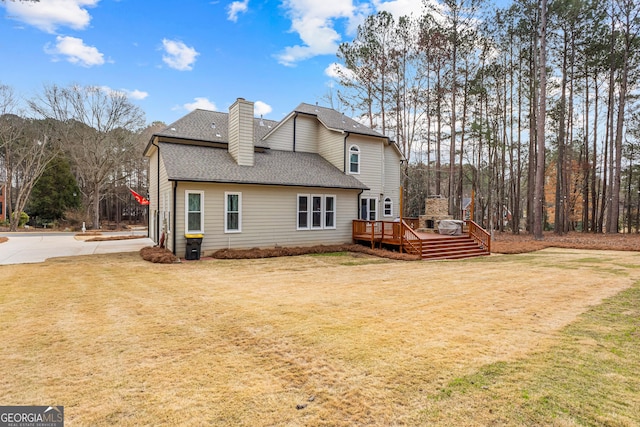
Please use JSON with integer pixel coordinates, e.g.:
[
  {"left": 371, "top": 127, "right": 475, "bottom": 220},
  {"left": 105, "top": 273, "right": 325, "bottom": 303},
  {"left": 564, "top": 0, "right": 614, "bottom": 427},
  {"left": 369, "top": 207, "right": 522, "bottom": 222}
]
[{"left": 30, "top": 84, "right": 145, "bottom": 229}]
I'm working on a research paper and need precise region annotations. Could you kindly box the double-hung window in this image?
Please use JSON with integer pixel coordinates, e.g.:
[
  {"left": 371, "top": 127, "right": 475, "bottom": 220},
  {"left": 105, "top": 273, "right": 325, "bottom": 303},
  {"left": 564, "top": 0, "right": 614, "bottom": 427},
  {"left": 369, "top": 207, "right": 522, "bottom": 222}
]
[
  {"left": 185, "top": 191, "right": 204, "bottom": 234},
  {"left": 349, "top": 145, "right": 360, "bottom": 174},
  {"left": 324, "top": 196, "right": 335, "bottom": 228},
  {"left": 360, "top": 197, "right": 377, "bottom": 221},
  {"left": 225, "top": 192, "right": 242, "bottom": 233},
  {"left": 298, "top": 194, "right": 336, "bottom": 230}
]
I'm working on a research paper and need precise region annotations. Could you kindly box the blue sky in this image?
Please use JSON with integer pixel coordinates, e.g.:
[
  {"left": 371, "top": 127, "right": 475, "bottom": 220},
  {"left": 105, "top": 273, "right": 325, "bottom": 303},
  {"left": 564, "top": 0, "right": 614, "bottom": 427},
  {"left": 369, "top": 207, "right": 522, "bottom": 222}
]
[{"left": 1, "top": 0, "right": 503, "bottom": 126}]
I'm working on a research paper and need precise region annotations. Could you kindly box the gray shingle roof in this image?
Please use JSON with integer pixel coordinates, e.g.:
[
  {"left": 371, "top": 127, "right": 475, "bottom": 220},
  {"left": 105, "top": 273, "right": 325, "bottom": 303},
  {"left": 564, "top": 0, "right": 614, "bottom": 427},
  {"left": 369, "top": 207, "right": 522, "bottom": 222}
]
[
  {"left": 155, "top": 109, "right": 278, "bottom": 148},
  {"left": 159, "top": 142, "right": 368, "bottom": 190},
  {"left": 293, "top": 103, "right": 386, "bottom": 138}
]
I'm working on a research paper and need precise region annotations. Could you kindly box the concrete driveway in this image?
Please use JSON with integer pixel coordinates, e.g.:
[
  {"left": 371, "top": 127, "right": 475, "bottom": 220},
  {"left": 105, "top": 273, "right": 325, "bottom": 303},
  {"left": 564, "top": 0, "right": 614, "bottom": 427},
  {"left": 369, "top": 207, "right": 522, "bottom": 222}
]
[{"left": 0, "top": 232, "right": 155, "bottom": 265}]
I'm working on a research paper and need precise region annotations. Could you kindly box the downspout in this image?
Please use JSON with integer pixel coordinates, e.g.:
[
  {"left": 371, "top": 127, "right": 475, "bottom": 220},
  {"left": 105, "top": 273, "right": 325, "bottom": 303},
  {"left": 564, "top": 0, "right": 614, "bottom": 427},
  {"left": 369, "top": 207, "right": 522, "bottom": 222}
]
[
  {"left": 172, "top": 181, "right": 177, "bottom": 256},
  {"left": 357, "top": 189, "right": 364, "bottom": 220},
  {"left": 293, "top": 112, "right": 298, "bottom": 152},
  {"left": 151, "top": 139, "right": 161, "bottom": 244},
  {"left": 343, "top": 132, "right": 351, "bottom": 173}
]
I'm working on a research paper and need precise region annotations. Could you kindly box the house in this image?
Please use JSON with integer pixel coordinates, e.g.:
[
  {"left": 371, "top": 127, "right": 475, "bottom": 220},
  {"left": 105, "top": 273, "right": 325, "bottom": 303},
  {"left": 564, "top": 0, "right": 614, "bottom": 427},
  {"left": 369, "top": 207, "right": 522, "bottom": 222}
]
[
  {"left": 143, "top": 98, "right": 403, "bottom": 257},
  {"left": 0, "top": 182, "right": 5, "bottom": 222}
]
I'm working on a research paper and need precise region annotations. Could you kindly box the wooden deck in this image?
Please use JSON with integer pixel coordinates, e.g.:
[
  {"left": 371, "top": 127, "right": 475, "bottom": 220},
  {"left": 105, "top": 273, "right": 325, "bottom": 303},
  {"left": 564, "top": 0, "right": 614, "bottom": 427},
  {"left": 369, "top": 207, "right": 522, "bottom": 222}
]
[{"left": 352, "top": 219, "right": 491, "bottom": 260}]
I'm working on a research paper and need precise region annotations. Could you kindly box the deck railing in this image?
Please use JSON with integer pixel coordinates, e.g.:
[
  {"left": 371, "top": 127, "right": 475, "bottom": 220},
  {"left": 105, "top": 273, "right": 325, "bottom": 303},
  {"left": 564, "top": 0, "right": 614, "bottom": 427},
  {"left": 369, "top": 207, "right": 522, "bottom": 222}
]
[
  {"left": 352, "top": 219, "right": 423, "bottom": 255},
  {"left": 400, "top": 220, "right": 423, "bottom": 255},
  {"left": 465, "top": 219, "right": 491, "bottom": 252}
]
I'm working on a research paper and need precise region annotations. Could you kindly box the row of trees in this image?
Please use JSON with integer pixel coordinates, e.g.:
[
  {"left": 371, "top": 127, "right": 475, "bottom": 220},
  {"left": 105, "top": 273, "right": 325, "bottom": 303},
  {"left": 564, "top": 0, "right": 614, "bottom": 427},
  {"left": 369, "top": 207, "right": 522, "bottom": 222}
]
[
  {"left": 0, "top": 83, "right": 156, "bottom": 231},
  {"left": 334, "top": 0, "right": 640, "bottom": 235}
]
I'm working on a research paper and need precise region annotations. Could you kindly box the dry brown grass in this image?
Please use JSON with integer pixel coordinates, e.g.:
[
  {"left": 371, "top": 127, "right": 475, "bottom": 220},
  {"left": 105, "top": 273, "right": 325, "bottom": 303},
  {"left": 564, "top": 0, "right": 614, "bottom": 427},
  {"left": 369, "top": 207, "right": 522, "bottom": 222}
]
[
  {"left": 1, "top": 249, "right": 639, "bottom": 425},
  {"left": 0, "top": 236, "right": 7, "bottom": 244}
]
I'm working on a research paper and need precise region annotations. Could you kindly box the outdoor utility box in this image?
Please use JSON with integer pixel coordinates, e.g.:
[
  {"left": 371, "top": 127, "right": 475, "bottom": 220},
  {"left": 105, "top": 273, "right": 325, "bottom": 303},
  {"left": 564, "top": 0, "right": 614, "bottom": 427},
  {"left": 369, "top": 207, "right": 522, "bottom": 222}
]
[{"left": 185, "top": 234, "right": 203, "bottom": 260}]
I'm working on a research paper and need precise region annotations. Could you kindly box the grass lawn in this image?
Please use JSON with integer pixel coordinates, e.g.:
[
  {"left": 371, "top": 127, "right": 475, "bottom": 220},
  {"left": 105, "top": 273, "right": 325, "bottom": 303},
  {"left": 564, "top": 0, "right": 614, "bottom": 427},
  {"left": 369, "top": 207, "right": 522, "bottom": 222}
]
[{"left": 1, "top": 249, "right": 639, "bottom": 426}]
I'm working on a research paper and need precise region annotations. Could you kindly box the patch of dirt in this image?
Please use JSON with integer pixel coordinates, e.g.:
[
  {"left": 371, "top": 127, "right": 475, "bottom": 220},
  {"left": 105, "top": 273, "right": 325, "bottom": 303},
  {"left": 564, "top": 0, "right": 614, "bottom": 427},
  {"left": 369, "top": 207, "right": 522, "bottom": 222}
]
[
  {"left": 492, "top": 231, "right": 640, "bottom": 254},
  {"left": 0, "top": 237, "right": 8, "bottom": 244}
]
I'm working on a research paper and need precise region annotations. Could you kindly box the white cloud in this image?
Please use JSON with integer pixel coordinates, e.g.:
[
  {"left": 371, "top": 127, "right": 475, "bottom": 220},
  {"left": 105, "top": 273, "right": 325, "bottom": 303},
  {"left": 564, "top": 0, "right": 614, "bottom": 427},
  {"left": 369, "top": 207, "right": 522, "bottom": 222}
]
[
  {"left": 276, "top": 0, "right": 368, "bottom": 66},
  {"left": 98, "top": 86, "right": 149, "bottom": 100},
  {"left": 324, "top": 62, "right": 354, "bottom": 80},
  {"left": 372, "top": 0, "right": 427, "bottom": 17},
  {"left": 125, "top": 89, "right": 149, "bottom": 100},
  {"left": 161, "top": 39, "right": 199, "bottom": 71},
  {"left": 45, "top": 36, "right": 104, "bottom": 67},
  {"left": 254, "top": 101, "right": 272, "bottom": 117},
  {"left": 4, "top": 0, "right": 98, "bottom": 33},
  {"left": 227, "top": 0, "right": 249, "bottom": 22},
  {"left": 184, "top": 97, "right": 217, "bottom": 111}
]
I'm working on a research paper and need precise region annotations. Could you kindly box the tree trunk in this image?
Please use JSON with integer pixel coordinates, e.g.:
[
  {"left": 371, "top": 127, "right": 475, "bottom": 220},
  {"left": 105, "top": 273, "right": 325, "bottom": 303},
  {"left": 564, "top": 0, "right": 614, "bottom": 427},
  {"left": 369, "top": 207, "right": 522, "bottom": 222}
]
[{"left": 533, "top": 0, "right": 548, "bottom": 240}]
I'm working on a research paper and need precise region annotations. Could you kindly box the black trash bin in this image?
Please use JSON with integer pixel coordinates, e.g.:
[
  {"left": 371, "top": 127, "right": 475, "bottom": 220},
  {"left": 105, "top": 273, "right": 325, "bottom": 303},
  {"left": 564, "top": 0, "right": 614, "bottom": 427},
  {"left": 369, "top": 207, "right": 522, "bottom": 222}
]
[{"left": 185, "top": 234, "right": 203, "bottom": 260}]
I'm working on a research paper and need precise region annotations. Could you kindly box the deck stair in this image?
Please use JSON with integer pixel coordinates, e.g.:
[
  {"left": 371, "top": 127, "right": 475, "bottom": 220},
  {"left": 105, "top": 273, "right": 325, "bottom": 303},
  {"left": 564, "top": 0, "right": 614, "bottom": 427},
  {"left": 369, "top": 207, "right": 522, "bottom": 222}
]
[{"left": 418, "top": 234, "right": 489, "bottom": 260}]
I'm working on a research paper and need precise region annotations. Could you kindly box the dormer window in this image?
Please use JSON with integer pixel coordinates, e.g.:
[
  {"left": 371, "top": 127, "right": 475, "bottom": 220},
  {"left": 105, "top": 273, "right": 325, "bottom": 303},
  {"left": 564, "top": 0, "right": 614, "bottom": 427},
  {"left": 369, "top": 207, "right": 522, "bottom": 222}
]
[{"left": 349, "top": 145, "right": 360, "bottom": 174}]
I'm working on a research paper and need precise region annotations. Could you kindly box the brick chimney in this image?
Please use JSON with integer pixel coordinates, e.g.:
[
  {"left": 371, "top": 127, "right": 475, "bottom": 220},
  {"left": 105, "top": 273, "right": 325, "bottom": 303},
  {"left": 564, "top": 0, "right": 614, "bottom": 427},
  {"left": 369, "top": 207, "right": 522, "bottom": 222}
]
[{"left": 228, "top": 98, "right": 254, "bottom": 166}]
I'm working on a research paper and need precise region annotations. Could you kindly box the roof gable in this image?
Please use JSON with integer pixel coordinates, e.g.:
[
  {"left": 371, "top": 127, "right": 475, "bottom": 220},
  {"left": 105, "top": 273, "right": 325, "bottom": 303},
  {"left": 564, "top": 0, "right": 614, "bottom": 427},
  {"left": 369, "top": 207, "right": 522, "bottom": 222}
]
[{"left": 293, "top": 103, "right": 386, "bottom": 139}]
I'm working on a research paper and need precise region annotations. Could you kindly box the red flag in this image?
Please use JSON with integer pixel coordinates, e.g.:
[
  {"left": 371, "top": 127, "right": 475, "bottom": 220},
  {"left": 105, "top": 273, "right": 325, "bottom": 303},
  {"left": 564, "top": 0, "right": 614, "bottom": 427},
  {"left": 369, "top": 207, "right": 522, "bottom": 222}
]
[{"left": 129, "top": 188, "right": 150, "bottom": 205}]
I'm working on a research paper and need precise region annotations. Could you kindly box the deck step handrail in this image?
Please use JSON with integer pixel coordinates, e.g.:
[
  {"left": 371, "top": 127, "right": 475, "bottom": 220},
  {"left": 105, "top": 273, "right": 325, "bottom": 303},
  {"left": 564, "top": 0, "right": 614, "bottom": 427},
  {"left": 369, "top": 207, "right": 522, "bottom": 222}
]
[
  {"left": 465, "top": 220, "right": 491, "bottom": 252},
  {"left": 400, "top": 219, "right": 423, "bottom": 255}
]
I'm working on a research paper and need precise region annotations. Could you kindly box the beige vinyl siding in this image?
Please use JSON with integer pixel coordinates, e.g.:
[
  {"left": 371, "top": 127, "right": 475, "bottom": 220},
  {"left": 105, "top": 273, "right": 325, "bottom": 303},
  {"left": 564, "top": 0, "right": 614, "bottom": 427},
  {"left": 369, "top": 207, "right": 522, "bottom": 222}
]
[
  {"left": 149, "top": 146, "right": 159, "bottom": 226},
  {"left": 148, "top": 144, "right": 172, "bottom": 245},
  {"left": 228, "top": 99, "right": 254, "bottom": 166},
  {"left": 318, "top": 125, "right": 344, "bottom": 170},
  {"left": 383, "top": 144, "right": 402, "bottom": 218},
  {"left": 294, "top": 115, "right": 318, "bottom": 153},
  {"left": 264, "top": 119, "right": 293, "bottom": 151},
  {"left": 174, "top": 183, "right": 358, "bottom": 256},
  {"left": 157, "top": 150, "right": 172, "bottom": 249},
  {"left": 350, "top": 135, "right": 383, "bottom": 199}
]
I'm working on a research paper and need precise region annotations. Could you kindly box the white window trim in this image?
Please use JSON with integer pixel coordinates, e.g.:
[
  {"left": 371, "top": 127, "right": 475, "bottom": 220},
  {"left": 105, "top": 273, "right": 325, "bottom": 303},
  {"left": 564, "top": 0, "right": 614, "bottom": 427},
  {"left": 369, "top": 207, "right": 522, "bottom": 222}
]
[
  {"left": 224, "top": 192, "right": 242, "bottom": 233},
  {"left": 185, "top": 190, "right": 204, "bottom": 234},
  {"left": 349, "top": 145, "right": 360, "bottom": 174},
  {"left": 383, "top": 197, "right": 393, "bottom": 217},
  {"left": 324, "top": 195, "right": 336, "bottom": 229},
  {"left": 361, "top": 197, "right": 377, "bottom": 221},
  {"left": 297, "top": 194, "right": 310, "bottom": 230},
  {"left": 297, "top": 193, "right": 337, "bottom": 230},
  {"left": 311, "top": 194, "right": 323, "bottom": 230}
]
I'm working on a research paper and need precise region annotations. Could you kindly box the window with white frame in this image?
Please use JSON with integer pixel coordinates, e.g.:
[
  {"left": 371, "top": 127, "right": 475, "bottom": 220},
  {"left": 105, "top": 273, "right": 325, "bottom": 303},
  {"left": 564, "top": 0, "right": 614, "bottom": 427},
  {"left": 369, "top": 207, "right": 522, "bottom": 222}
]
[
  {"left": 383, "top": 197, "right": 393, "bottom": 217},
  {"left": 349, "top": 145, "right": 360, "bottom": 174},
  {"left": 298, "top": 194, "right": 336, "bottom": 230},
  {"left": 324, "top": 195, "right": 335, "bottom": 228},
  {"left": 311, "top": 195, "right": 323, "bottom": 229},
  {"left": 185, "top": 191, "right": 204, "bottom": 233},
  {"left": 360, "top": 197, "right": 377, "bottom": 221},
  {"left": 225, "top": 192, "right": 242, "bottom": 232}
]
